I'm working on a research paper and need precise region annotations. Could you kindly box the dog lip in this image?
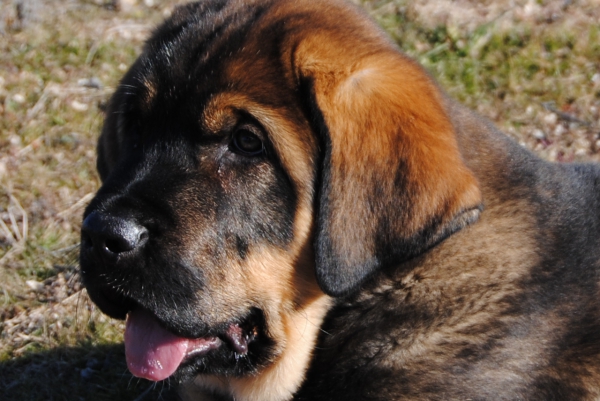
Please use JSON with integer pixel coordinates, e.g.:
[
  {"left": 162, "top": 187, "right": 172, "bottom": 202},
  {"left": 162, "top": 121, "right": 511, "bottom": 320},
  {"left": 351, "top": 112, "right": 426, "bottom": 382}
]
[
  {"left": 221, "top": 323, "right": 250, "bottom": 355},
  {"left": 184, "top": 336, "right": 223, "bottom": 359}
]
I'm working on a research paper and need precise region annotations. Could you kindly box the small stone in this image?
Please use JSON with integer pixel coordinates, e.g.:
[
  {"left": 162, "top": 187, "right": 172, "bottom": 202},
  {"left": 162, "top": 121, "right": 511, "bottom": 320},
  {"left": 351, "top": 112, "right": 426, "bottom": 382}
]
[
  {"left": 71, "top": 100, "right": 89, "bottom": 111},
  {"left": 532, "top": 129, "right": 545, "bottom": 139},
  {"left": 526, "top": 105, "right": 534, "bottom": 116},
  {"left": 9, "top": 135, "right": 21, "bottom": 146},
  {"left": 80, "top": 367, "right": 94, "bottom": 380},
  {"left": 13, "top": 93, "right": 26, "bottom": 104},
  {"left": 26, "top": 280, "right": 44, "bottom": 292},
  {"left": 543, "top": 113, "right": 558, "bottom": 125},
  {"left": 77, "top": 77, "right": 103, "bottom": 89},
  {"left": 554, "top": 125, "right": 566, "bottom": 136}
]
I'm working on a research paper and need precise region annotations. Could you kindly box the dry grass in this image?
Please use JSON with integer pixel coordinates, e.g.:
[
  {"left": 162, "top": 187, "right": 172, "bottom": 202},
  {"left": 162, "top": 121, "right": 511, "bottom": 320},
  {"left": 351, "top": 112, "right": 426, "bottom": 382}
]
[{"left": 0, "top": 0, "right": 599, "bottom": 400}]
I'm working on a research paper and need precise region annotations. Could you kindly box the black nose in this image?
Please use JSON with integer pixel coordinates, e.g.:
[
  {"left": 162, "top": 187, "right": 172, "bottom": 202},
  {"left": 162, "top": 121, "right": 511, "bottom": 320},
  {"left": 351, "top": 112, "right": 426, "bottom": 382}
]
[{"left": 81, "top": 211, "right": 149, "bottom": 258}]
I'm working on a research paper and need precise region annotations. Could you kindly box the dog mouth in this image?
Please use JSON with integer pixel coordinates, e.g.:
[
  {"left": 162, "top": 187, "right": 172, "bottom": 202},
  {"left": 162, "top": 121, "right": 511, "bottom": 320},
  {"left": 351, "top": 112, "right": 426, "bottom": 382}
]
[
  {"left": 85, "top": 283, "right": 265, "bottom": 381},
  {"left": 126, "top": 308, "right": 211, "bottom": 381},
  {"left": 124, "top": 307, "right": 262, "bottom": 381}
]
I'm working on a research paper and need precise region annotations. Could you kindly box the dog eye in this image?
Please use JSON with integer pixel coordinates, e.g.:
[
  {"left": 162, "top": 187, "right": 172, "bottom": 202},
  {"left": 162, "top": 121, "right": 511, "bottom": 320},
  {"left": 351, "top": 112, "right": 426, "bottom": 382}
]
[{"left": 231, "top": 128, "right": 264, "bottom": 156}]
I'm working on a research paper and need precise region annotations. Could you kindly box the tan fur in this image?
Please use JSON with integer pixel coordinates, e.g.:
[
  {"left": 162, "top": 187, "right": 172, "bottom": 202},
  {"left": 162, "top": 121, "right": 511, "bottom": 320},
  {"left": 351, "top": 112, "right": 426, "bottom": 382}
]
[
  {"left": 202, "top": 93, "right": 317, "bottom": 201},
  {"left": 182, "top": 0, "right": 484, "bottom": 397},
  {"left": 141, "top": 77, "right": 157, "bottom": 112},
  {"left": 183, "top": 203, "right": 331, "bottom": 401}
]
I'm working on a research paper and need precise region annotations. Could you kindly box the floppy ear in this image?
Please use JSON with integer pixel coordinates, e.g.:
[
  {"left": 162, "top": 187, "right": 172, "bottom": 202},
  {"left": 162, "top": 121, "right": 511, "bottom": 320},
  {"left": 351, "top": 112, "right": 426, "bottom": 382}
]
[{"left": 294, "top": 35, "right": 482, "bottom": 297}]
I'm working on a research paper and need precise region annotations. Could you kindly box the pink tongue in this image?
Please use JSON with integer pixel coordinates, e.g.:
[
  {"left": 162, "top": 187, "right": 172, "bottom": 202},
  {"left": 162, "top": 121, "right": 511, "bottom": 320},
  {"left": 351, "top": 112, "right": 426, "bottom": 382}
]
[{"left": 125, "top": 308, "right": 189, "bottom": 381}]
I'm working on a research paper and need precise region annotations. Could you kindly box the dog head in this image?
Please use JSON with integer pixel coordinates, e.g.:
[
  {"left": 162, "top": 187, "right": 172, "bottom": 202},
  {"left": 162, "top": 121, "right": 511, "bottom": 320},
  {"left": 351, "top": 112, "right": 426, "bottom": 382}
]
[{"left": 80, "top": 0, "right": 481, "bottom": 398}]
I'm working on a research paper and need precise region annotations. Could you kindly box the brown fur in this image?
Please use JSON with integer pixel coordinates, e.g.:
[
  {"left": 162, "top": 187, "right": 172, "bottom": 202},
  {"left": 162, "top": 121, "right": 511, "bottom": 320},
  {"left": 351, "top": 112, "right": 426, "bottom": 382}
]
[{"left": 80, "top": 0, "right": 600, "bottom": 400}]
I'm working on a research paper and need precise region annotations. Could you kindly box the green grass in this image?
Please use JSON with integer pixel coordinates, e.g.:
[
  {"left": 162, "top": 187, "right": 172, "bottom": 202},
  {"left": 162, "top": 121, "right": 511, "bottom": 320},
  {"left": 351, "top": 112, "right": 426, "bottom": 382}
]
[{"left": 1, "top": 0, "right": 599, "bottom": 399}]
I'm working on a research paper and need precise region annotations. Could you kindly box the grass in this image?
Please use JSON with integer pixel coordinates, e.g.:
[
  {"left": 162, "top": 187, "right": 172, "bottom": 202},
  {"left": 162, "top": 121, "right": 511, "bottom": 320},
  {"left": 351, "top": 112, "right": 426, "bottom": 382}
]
[
  {"left": 365, "top": 0, "right": 600, "bottom": 164},
  {"left": 0, "top": 1, "right": 186, "bottom": 398},
  {"left": 1, "top": 0, "right": 599, "bottom": 399}
]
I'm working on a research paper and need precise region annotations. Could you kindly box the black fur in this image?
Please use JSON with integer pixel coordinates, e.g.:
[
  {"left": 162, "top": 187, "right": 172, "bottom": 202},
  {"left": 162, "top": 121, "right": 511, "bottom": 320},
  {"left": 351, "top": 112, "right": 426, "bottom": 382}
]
[{"left": 81, "top": 0, "right": 296, "bottom": 378}]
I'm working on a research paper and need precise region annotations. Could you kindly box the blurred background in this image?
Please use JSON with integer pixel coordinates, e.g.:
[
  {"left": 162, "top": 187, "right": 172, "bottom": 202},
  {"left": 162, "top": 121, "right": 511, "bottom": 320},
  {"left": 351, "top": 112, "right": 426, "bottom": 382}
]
[{"left": 1, "top": 0, "right": 599, "bottom": 399}]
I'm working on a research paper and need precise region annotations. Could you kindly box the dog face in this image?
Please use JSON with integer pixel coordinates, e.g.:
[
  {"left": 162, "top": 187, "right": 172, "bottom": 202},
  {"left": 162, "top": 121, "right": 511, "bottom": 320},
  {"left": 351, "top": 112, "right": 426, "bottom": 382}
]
[{"left": 80, "top": 0, "right": 482, "bottom": 398}]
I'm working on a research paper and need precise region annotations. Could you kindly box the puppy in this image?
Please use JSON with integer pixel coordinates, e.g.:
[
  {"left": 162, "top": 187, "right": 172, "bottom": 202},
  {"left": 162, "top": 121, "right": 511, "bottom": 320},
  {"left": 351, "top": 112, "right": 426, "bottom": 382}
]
[{"left": 80, "top": 0, "right": 600, "bottom": 400}]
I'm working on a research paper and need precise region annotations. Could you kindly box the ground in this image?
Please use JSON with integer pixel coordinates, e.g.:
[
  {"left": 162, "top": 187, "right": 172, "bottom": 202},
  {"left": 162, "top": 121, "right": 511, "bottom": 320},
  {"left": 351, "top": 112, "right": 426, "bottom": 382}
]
[{"left": 1, "top": 0, "right": 599, "bottom": 400}]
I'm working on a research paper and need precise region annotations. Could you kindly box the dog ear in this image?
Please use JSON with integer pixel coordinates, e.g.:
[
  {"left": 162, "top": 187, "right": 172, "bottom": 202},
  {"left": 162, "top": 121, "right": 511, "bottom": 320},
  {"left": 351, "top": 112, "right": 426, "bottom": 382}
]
[{"left": 294, "top": 35, "right": 482, "bottom": 297}]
